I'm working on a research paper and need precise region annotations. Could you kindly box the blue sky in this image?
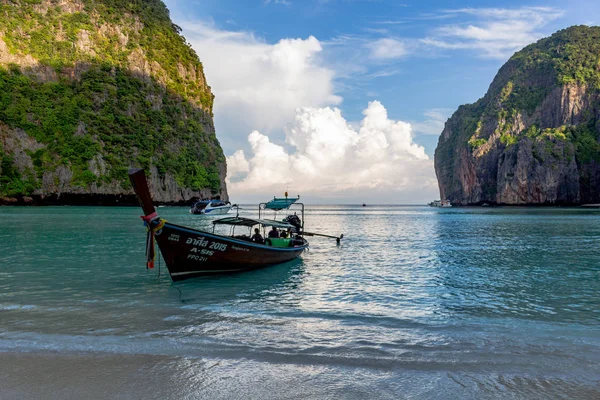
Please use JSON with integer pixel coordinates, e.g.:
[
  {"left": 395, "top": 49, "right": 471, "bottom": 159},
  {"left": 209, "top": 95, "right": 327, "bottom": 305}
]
[{"left": 163, "top": 0, "right": 598, "bottom": 203}]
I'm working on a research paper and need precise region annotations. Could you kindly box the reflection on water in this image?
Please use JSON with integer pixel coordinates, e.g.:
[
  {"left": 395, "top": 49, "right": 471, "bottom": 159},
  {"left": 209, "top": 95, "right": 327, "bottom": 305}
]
[{"left": 1, "top": 205, "right": 599, "bottom": 399}]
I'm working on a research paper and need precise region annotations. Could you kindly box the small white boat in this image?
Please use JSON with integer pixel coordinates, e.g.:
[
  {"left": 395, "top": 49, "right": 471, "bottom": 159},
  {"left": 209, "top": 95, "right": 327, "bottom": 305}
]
[
  {"left": 428, "top": 200, "right": 452, "bottom": 208},
  {"left": 190, "top": 200, "right": 233, "bottom": 215}
]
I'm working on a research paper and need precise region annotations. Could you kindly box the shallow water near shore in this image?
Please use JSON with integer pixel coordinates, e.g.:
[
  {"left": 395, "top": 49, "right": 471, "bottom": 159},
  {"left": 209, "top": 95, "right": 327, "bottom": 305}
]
[{"left": 1, "top": 205, "right": 599, "bottom": 399}]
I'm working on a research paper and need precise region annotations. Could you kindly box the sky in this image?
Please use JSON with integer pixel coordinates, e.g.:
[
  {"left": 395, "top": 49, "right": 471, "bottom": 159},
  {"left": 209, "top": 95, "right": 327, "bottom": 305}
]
[{"left": 163, "top": 0, "right": 599, "bottom": 204}]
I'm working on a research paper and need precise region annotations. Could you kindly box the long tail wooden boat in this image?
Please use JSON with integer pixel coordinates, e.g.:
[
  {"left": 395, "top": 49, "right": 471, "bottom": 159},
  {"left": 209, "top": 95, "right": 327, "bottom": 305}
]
[{"left": 128, "top": 169, "right": 310, "bottom": 281}]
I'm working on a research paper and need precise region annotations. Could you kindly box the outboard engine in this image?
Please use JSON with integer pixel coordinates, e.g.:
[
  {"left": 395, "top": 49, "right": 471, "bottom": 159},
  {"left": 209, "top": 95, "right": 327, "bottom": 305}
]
[{"left": 283, "top": 214, "right": 302, "bottom": 232}]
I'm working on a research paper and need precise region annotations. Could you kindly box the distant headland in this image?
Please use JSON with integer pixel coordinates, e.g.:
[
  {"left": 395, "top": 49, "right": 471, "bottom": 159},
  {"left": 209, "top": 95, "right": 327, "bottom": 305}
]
[{"left": 435, "top": 25, "right": 600, "bottom": 206}]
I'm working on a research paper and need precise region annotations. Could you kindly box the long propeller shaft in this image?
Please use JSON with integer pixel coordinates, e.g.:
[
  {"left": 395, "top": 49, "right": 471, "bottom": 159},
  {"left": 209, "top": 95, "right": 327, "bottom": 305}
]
[{"left": 302, "top": 231, "right": 344, "bottom": 243}]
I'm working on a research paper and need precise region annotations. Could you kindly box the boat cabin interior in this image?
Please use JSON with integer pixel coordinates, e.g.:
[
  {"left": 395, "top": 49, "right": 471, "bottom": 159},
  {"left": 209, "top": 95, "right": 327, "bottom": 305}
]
[{"left": 212, "top": 217, "right": 306, "bottom": 248}]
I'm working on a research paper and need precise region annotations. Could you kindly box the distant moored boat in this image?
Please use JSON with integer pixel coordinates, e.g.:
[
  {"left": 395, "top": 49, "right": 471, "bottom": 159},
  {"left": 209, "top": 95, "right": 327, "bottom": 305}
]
[
  {"left": 190, "top": 199, "right": 233, "bottom": 215},
  {"left": 428, "top": 200, "right": 452, "bottom": 207}
]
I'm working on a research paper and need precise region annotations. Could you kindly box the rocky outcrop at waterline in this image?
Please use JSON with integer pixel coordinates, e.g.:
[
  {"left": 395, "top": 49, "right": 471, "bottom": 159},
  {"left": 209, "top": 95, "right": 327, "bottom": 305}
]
[
  {"left": 434, "top": 26, "right": 600, "bottom": 205},
  {"left": 0, "top": 0, "right": 228, "bottom": 205}
]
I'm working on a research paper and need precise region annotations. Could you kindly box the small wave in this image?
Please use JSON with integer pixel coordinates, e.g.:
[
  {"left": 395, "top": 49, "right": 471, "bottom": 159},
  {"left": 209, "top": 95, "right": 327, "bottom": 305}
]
[
  {"left": 163, "top": 315, "right": 186, "bottom": 322},
  {"left": 0, "top": 304, "right": 37, "bottom": 311}
]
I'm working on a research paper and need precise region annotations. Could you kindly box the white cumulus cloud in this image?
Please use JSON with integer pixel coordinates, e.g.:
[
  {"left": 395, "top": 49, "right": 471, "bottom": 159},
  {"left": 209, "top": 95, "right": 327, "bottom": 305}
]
[
  {"left": 178, "top": 21, "right": 341, "bottom": 146},
  {"left": 227, "top": 101, "right": 437, "bottom": 203}
]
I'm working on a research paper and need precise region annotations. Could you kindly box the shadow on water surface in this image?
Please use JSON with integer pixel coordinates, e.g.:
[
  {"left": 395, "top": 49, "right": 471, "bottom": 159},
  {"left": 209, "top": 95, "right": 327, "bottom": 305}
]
[{"left": 165, "top": 258, "right": 306, "bottom": 305}]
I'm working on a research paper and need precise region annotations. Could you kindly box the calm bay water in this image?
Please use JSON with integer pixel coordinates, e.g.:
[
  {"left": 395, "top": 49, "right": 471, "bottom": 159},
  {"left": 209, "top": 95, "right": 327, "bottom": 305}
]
[{"left": 0, "top": 205, "right": 599, "bottom": 399}]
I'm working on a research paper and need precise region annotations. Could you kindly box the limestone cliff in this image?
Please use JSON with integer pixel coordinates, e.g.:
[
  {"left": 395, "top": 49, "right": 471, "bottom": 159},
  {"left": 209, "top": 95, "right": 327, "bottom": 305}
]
[
  {"left": 435, "top": 26, "right": 600, "bottom": 205},
  {"left": 0, "top": 0, "right": 228, "bottom": 205}
]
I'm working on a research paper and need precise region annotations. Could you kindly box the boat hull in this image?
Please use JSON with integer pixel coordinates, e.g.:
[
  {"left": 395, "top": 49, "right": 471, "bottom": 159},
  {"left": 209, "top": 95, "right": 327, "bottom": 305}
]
[{"left": 155, "top": 223, "right": 307, "bottom": 281}]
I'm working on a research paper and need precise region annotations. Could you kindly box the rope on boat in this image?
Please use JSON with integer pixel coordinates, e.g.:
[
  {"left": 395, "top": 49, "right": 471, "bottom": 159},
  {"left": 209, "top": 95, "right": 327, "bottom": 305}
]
[
  {"left": 171, "top": 284, "right": 186, "bottom": 304},
  {"left": 157, "top": 249, "right": 161, "bottom": 280},
  {"left": 141, "top": 213, "right": 166, "bottom": 269}
]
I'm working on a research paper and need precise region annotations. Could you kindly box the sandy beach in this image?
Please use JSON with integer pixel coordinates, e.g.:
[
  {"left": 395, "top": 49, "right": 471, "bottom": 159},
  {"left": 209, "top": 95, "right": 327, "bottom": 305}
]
[{"left": 0, "top": 352, "right": 186, "bottom": 400}]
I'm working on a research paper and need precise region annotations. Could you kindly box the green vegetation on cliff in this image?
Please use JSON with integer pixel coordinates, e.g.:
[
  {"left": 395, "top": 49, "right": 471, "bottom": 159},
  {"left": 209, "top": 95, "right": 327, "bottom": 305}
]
[
  {"left": 0, "top": 0, "right": 213, "bottom": 109},
  {"left": 0, "top": 0, "right": 224, "bottom": 200},
  {"left": 496, "top": 26, "right": 600, "bottom": 110},
  {"left": 446, "top": 26, "right": 600, "bottom": 159}
]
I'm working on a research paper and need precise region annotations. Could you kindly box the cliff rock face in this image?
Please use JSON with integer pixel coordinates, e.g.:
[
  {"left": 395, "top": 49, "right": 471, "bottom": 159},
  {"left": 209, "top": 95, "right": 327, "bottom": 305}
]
[
  {"left": 435, "top": 26, "right": 600, "bottom": 205},
  {"left": 0, "top": 0, "right": 228, "bottom": 205}
]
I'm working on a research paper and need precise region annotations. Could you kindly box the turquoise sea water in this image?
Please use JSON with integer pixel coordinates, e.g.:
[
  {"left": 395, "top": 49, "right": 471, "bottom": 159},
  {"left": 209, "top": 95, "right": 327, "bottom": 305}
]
[{"left": 0, "top": 205, "right": 599, "bottom": 399}]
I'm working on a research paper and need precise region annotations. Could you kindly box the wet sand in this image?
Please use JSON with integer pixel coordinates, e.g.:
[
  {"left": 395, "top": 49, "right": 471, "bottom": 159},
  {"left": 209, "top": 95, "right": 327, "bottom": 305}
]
[
  {"left": 0, "top": 352, "right": 184, "bottom": 400},
  {"left": 2, "top": 351, "right": 600, "bottom": 400}
]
